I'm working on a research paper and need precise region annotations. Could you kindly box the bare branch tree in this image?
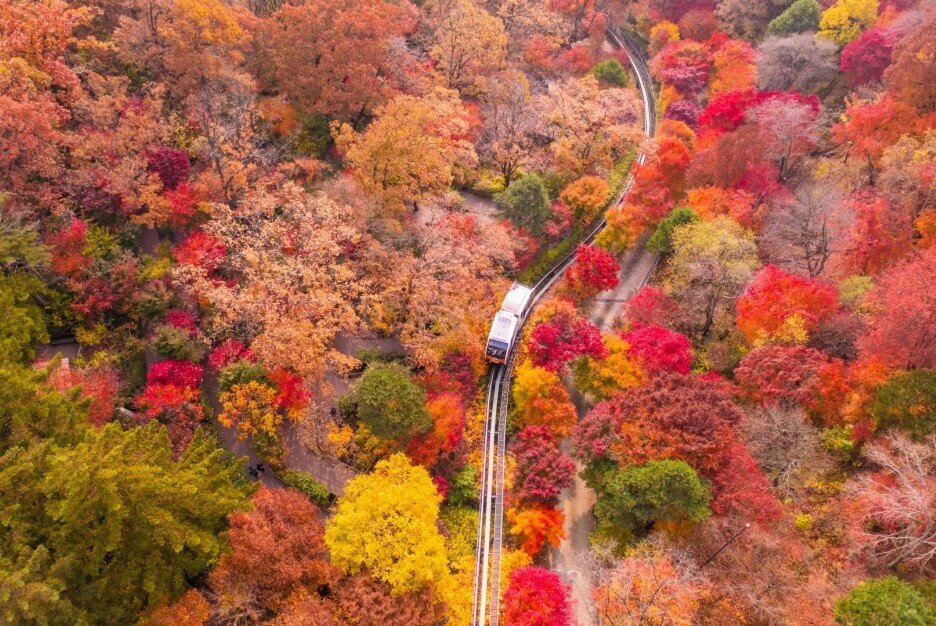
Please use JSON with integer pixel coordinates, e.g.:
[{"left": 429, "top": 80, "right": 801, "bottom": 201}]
[
  {"left": 760, "top": 183, "right": 848, "bottom": 277},
  {"left": 853, "top": 434, "right": 936, "bottom": 575},
  {"left": 740, "top": 405, "right": 830, "bottom": 497}
]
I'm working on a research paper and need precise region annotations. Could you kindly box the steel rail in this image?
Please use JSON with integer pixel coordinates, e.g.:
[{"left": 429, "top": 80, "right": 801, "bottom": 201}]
[{"left": 471, "top": 27, "right": 657, "bottom": 626}]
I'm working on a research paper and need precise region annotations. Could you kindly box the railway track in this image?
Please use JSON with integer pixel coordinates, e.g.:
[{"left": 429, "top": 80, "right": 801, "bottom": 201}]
[{"left": 469, "top": 27, "right": 657, "bottom": 626}]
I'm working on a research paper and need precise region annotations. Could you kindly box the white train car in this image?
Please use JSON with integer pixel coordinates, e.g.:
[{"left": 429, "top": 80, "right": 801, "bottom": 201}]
[{"left": 485, "top": 283, "right": 534, "bottom": 364}]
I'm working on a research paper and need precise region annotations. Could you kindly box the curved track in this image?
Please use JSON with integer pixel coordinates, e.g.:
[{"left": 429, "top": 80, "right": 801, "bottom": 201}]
[{"left": 469, "top": 27, "right": 657, "bottom": 626}]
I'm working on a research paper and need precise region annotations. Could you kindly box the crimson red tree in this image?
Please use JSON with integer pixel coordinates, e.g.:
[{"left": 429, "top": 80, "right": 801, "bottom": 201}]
[
  {"left": 502, "top": 566, "right": 573, "bottom": 626},
  {"left": 529, "top": 308, "right": 606, "bottom": 371},
  {"left": 146, "top": 360, "right": 204, "bottom": 389},
  {"left": 625, "top": 286, "right": 680, "bottom": 328},
  {"left": 840, "top": 26, "right": 895, "bottom": 87},
  {"left": 565, "top": 244, "right": 620, "bottom": 298},
  {"left": 621, "top": 325, "right": 693, "bottom": 375}
]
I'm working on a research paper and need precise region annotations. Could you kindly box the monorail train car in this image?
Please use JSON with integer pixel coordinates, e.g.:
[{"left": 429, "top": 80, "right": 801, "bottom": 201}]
[{"left": 485, "top": 283, "right": 534, "bottom": 364}]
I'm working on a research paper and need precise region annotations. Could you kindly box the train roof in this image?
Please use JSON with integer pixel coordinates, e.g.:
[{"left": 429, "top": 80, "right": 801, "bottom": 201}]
[
  {"left": 487, "top": 311, "right": 519, "bottom": 344},
  {"left": 501, "top": 283, "right": 533, "bottom": 316}
]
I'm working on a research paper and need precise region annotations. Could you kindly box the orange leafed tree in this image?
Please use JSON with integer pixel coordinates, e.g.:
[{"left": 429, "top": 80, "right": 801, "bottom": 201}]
[
  {"left": 709, "top": 39, "right": 757, "bottom": 96},
  {"left": 209, "top": 487, "right": 337, "bottom": 616},
  {"left": 594, "top": 547, "right": 707, "bottom": 626},
  {"left": 736, "top": 265, "right": 838, "bottom": 346},
  {"left": 831, "top": 95, "right": 930, "bottom": 183},
  {"left": 507, "top": 504, "right": 567, "bottom": 556},
  {"left": 252, "top": 0, "right": 415, "bottom": 121},
  {"left": 407, "top": 393, "right": 466, "bottom": 468},
  {"left": 560, "top": 175, "right": 610, "bottom": 222},
  {"left": 512, "top": 360, "right": 578, "bottom": 438},
  {"left": 686, "top": 186, "right": 760, "bottom": 228}
]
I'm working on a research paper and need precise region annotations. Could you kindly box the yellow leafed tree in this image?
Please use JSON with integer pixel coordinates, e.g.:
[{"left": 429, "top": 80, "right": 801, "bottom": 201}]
[
  {"left": 324, "top": 453, "right": 449, "bottom": 594},
  {"left": 573, "top": 334, "right": 645, "bottom": 401},
  {"left": 818, "top": 0, "right": 878, "bottom": 44},
  {"left": 428, "top": 0, "right": 508, "bottom": 94},
  {"left": 512, "top": 360, "right": 577, "bottom": 437},
  {"left": 218, "top": 381, "right": 281, "bottom": 440}
]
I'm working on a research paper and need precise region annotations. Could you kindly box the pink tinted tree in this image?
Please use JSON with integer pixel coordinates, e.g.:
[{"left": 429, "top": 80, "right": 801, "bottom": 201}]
[
  {"left": 858, "top": 247, "right": 936, "bottom": 369},
  {"left": 734, "top": 345, "right": 830, "bottom": 407},
  {"left": 512, "top": 425, "right": 576, "bottom": 503}
]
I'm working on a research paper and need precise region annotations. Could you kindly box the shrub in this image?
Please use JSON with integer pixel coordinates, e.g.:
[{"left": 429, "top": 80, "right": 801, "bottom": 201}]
[
  {"left": 591, "top": 58, "right": 629, "bottom": 86},
  {"left": 494, "top": 174, "right": 553, "bottom": 237},
  {"left": 151, "top": 324, "right": 204, "bottom": 361},
  {"left": 767, "top": 0, "right": 821, "bottom": 35},
  {"left": 870, "top": 370, "right": 936, "bottom": 438},
  {"left": 595, "top": 460, "right": 711, "bottom": 534},
  {"left": 647, "top": 207, "right": 699, "bottom": 254},
  {"left": 355, "top": 363, "right": 431, "bottom": 442},
  {"left": 281, "top": 469, "right": 331, "bottom": 506},
  {"left": 219, "top": 360, "right": 269, "bottom": 392},
  {"left": 834, "top": 577, "right": 933, "bottom": 626}
]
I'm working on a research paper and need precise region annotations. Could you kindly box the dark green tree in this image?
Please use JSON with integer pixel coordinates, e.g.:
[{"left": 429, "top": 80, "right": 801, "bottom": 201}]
[
  {"left": 834, "top": 577, "right": 934, "bottom": 626},
  {"left": 870, "top": 370, "right": 936, "bottom": 438},
  {"left": 355, "top": 363, "right": 431, "bottom": 442},
  {"left": 218, "top": 359, "right": 269, "bottom": 392},
  {"left": 646, "top": 207, "right": 699, "bottom": 255},
  {"left": 591, "top": 59, "right": 629, "bottom": 87},
  {"left": 0, "top": 423, "right": 254, "bottom": 625},
  {"left": 767, "top": 0, "right": 822, "bottom": 35},
  {"left": 493, "top": 174, "right": 553, "bottom": 237},
  {"left": 595, "top": 460, "right": 711, "bottom": 533}
]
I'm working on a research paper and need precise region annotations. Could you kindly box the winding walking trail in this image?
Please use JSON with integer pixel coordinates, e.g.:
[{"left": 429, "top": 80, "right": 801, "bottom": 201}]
[{"left": 551, "top": 239, "right": 658, "bottom": 626}]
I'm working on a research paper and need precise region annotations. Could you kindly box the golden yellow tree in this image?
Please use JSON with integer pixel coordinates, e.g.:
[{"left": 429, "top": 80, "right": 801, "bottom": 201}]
[
  {"left": 218, "top": 381, "right": 282, "bottom": 440},
  {"left": 573, "top": 334, "right": 645, "bottom": 401},
  {"left": 512, "top": 360, "right": 577, "bottom": 437},
  {"left": 818, "top": 0, "right": 878, "bottom": 44},
  {"left": 324, "top": 453, "right": 449, "bottom": 594}
]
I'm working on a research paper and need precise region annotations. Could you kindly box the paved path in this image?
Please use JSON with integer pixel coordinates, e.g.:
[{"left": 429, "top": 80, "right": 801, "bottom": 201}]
[
  {"left": 552, "top": 241, "right": 658, "bottom": 625},
  {"left": 589, "top": 235, "right": 658, "bottom": 331},
  {"left": 414, "top": 190, "right": 498, "bottom": 228}
]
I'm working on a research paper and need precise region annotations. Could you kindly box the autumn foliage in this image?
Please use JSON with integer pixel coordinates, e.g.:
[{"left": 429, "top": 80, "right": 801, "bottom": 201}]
[
  {"left": 620, "top": 325, "right": 693, "bottom": 375},
  {"left": 736, "top": 265, "right": 838, "bottom": 346},
  {"left": 502, "top": 567, "right": 574, "bottom": 626},
  {"left": 528, "top": 306, "right": 606, "bottom": 371},
  {"left": 511, "top": 425, "right": 576, "bottom": 502},
  {"left": 564, "top": 244, "right": 620, "bottom": 298}
]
